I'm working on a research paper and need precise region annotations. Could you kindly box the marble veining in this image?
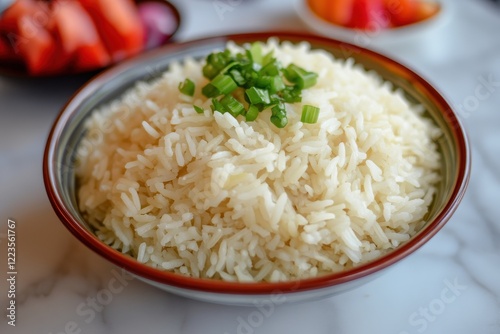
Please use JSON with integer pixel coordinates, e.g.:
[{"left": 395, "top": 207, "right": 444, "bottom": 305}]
[{"left": 1, "top": 0, "right": 499, "bottom": 333}]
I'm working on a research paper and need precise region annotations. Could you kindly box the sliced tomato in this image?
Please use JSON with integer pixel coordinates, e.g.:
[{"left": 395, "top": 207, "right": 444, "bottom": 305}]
[
  {"left": 78, "top": 0, "right": 145, "bottom": 61},
  {"left": 348, "top": 0, "right": 387, "bottom": 30},
  {"left": 384, "top": 0, "right": 417, "bottom": 27},
  {"left": 308, "top": 0, "right": 355, "bottom": 26},
  {"left": 0, "top": 0, "right": 66, "bottom": 74},
  {"left": 50, "top": 1, "right": 110, "bottom": 71},
  {"left": 414, "top": 1, "right": 440, "bottom": 22},
  {"left": 308, "top": 0, "right": 323, "bottom": 14},
  {"left": 327, "top": 0, "right": 355, "bottom": 26},
  {"left": 16, "top": 14, "right": 59, "bottom": 75},
  {"left": 75, "top": 44, "right": 111, "bottom": 70},
  {"left": 0, "top": 0, "right": 37, "bottom": 33},
  {"left": 0, "top": 35, "right": 20, "bottom": 62},
  {"left": 307, "top": 0, "right": 329, "bottom": 18}
]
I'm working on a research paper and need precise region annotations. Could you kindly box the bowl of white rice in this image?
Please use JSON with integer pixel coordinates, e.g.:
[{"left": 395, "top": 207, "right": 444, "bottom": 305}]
[{"left": 44, "top": 32, "right": 470, "bottom": 305}]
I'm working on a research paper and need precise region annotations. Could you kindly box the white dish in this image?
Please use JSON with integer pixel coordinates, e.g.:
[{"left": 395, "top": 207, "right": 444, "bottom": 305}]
[{"left": 295, "top": 0, "right": 449, "bottom": 49}]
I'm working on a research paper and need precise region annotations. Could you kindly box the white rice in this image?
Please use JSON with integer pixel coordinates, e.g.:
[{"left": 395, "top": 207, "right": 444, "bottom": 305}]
[{"left": 76, "top": 40, "right": 441, "bottom": 282}]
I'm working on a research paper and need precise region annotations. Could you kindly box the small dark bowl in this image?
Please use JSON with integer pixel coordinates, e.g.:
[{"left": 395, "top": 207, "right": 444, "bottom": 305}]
[
  {"left": 0, "top": 0, "right": 181, "bottom": 78},
  {"left": 43, "top": 32, "right": 470, "bottom": 305}
]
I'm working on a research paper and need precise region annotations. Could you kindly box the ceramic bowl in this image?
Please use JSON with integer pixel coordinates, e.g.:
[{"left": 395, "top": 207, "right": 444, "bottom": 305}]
[
  {"left": 296, "top": 0, "right": 449, "bottom": 49},
  {"left": 43, "top": 32, "right": 470, "bottom": 306},
  {"left": 0, "top": 0, "right": 181, "bottom": 78}
]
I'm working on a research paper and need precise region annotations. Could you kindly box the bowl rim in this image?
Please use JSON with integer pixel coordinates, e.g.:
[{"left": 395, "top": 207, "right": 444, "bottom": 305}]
[{"left": 43, "top": 31, "right": 471, "bottom": 295}]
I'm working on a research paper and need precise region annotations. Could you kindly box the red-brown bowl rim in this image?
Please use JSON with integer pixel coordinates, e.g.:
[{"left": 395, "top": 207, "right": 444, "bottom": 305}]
[{"left": 43, "top": 31, "right": 471, "bottom": 295}]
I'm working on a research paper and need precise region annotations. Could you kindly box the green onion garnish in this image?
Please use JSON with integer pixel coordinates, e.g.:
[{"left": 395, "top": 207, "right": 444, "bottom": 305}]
[
  {"left": 262, "top": 49, "right": 274, "bottom": 66},
  {"left": 203, "top": 51, "right": 231, "bottom": 79},
  {"left": 301, "top": 105, "right": 320, "bottom": 124},
  {"left": 211, "top": 98, "right": 227, "bottom": 114},
  {"left": 270, "top": 76, "right": 285, "bottom": 93},
  {"left": 283, "top": 64, "right": 318, "bottom": 89},
  {"left": 248, "top": 42, "right": 263, "bottom": 66},
  {"left": 245, "top": 104, "right": 260, "bottom": 121},
  {"left": 202, "top": 83, "right": 220, "bottom": 98},
  {"left": 245, "top": 87, "right": 270, "bottom": 105},
  {"left": 212, "top": 74, "right": 238, "bottom": 95},
  {"left": 260, "top": 60, "right": 281, "bottom": 76},
  {"left": 178, "top": 79, "right": 195, "bottom": 96},
  {"left": 220, "top": 95, "right": 245, "bottom": 117},
  {"left": 271, "top": 102, "right": 288, "bottom": 128},
  {"left": 229, "top": 69, "right": 246, "bottom": 86},
  {"left": 194, "top": 105, "right": 204, "bottom": 114},
  {"left": 179, "top": 42, "right": 320, "bottom": 128},
  {"left": 282, "top": 86, "right": 302, "bottom": 103}
]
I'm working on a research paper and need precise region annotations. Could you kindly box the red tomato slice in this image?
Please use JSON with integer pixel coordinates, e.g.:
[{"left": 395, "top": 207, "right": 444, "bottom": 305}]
[
  {"left": 308, "top": 0, "right": 328, "bottom": 17},
  {"left": 384, "top": 0, "right": 417, "bottom": 27},
  {"left": 348, "top": 0, "right": 387, "bottom": 30},
  {"left": 327, "top": 0, "right": 355, "bottom": 26},
  {"left": 308, "top": 0, "right": 354, "bottom": 26},
  {"left": 0, "top": 35, "right": 20, "bottom": 62},
  {"left": 16, "top": 14, "right": 58, "bottom": 74},
  {"left": 51, "top": 1, "right": 110, "bottom": 71},
  {"left": 75, "top": 44, "right": 111, "bottom": 71},
  {"left": 0, "top": 0, "right": 68, "bottom": 74},
  {"left": 78, "top": 0, "right": 145, "bottom": 61},
  {"left": 414, "top": 1, "right": 439, "bottom": 22},
  {"left": 0, "top": 0, "right": 40, "bottom": 33}
]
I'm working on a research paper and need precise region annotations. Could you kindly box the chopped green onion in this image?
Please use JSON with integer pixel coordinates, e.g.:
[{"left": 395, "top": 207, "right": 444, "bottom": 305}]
[
  {"left": 247, "top": 42, "right": 263, "bottom": 67},
  {"left": 220, "top": 95, "right": 245, "bottom": 117},
  {"left": 202, "top": 83, "right": 220, "bottom": 98},
  {"left": 202, "top": 75, "right": 238, "bottom": 98},
  {"left": 271, "top": 116, "right": 288, "bottom": 128},
  {"left": 255, "top": 76, "right": 272, "bottom": 89},
  {"left": 270, "top": 76, "right": 285, "bottom": 93},
  {"left": 212, "top": 74, "right": 238, "bottom": 95},
  {"left": 260, "top": 60, "right": 281, "bottom": 76},
  {"left": 245, "top": 104, "right": 260, "bottom": 121},
  {"left": 189, "top": 42, "right": 320, "bottom": 128},
  {"left": 203, "top": 63, "right": 220, "bottom": 80},
  {"left": 281, "top": 86, "right": 302, "bottom": 103},
  {"left": 269, "top": 93, "right": 281, "bottom": 105},
  {"left": 178, "top": 79, "right": 195, "bottom": 96},
  {"left": 211, "top": 98, "right": 227, "bottom": 113},
  {"left": 194, "top": 105, "right": 204, "bottom": 114},
  {"left": 301, "top": 105, "right": 320, "bottom": 124},
  {"left": 271, "top": 103, "right": 288, "bottom": 128},
  {"left": 262, "top": 49, "right": 274, "bottom": 66},
  {"left": 245, "top": 87, "right": 270, "bottom": 105},
  {"left": 203, "top": 50, "right": 233, "bottom": 79},
  {"left": 283, "top": 64, "right": 318, "bottom": 89},
  {"left": 229, "top": 69, "right": 246, "bottom": 86}
]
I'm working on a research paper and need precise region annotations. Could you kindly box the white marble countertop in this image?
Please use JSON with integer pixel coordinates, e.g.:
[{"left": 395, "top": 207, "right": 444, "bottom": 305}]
[{"left": 1, "top": 0, "right": 499, "bottom": 333}]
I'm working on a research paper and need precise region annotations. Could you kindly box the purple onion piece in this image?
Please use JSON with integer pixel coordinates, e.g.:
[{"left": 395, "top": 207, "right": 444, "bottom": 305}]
[{"left": 138, "top": 2, "right": 178, "bottom": 50}]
